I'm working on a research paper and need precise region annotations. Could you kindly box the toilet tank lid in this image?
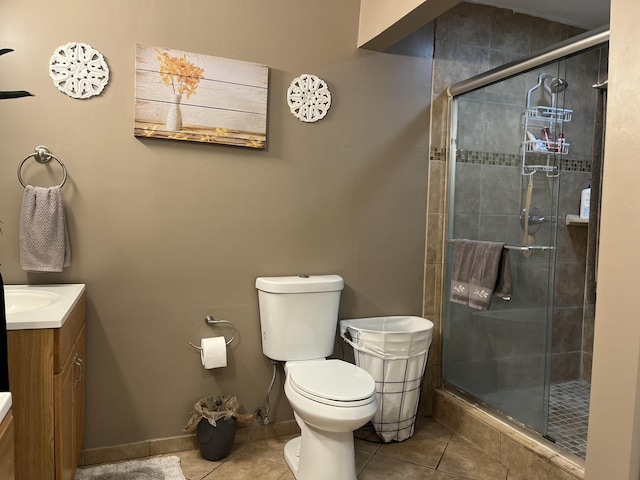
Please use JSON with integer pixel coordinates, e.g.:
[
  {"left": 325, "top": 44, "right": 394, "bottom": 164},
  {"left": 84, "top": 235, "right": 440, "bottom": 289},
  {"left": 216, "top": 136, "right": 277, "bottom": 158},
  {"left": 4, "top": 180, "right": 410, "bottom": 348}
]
[{"left": 255, "top": 275, "right": 344, "bottom": 293}]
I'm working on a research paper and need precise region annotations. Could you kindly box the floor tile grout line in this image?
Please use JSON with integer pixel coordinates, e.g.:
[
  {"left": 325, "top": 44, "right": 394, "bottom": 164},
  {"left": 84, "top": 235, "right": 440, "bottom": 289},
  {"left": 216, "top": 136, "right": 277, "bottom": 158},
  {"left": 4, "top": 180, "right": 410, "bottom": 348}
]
[{"left": 433, "top": 435, "right": 452, "bottom": 471}]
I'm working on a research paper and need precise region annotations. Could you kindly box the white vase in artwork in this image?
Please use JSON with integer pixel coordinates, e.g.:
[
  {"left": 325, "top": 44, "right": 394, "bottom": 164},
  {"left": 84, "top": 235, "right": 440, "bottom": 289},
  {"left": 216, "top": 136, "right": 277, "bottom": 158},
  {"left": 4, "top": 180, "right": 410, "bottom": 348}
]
[{"left": 166, "top": 93, "right": 183, "bottom": 131}]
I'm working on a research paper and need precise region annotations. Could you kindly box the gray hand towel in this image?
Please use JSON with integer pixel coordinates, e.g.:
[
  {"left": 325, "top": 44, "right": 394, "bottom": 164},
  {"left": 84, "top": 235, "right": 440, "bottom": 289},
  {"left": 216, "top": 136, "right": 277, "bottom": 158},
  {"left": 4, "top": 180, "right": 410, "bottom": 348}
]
[
  {"left": 450, "top": 240, "right": 512, "bottom": 310},
  {"left": 449, "top": 239, "right": 476, "bottom": 305},
  {"left": 19, "top": 185, "right": 71, "bottom": 272}
]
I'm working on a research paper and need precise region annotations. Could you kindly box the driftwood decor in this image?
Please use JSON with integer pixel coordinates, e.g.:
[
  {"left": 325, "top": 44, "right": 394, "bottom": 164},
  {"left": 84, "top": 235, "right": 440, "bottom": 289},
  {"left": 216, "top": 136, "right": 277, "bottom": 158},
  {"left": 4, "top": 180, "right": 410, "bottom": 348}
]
[{"left": 134, "top": 44, "right": 269, "bottom": 149}]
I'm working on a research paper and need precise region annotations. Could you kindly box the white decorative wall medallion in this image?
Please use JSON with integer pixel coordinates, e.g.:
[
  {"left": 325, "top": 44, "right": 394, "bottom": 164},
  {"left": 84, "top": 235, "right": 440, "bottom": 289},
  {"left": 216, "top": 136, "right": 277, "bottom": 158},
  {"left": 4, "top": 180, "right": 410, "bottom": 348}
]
[
  {"left": 286, "top": 74, "right": 331, "bottom": 123},
  {"left": 49, "top": 42, "right": 109, "bottom": 99}
]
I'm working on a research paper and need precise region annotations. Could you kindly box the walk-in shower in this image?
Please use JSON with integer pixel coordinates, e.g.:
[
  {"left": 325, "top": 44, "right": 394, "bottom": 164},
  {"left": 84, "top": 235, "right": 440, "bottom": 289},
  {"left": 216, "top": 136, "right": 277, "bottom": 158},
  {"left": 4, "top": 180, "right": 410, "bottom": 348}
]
[{"left": 443, "top": 27, "right": 608, "bottom": 459}]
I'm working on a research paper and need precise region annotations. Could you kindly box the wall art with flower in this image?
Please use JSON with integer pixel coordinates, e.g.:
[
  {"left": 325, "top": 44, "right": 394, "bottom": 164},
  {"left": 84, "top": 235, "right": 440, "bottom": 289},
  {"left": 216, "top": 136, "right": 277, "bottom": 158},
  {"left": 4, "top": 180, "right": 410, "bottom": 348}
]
[{"left": 134, "top": 44, "right": 269, "bottom": 148}]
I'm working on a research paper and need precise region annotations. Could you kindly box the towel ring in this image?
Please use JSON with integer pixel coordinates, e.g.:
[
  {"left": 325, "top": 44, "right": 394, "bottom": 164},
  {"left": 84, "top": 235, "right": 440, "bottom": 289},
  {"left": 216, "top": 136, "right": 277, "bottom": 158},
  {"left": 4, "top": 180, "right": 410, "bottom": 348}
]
[{"left": 17, "top": 145, "right": 68, "bottom": 188}]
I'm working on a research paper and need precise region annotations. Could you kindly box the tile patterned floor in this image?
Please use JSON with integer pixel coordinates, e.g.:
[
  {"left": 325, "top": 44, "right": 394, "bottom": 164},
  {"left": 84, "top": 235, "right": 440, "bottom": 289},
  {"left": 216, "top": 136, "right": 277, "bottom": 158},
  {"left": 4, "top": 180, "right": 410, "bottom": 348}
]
[
  {"left": 160, "top": 416, "right": 512, "bottom": 480},
  {"left": 548, "top": 380, "right": 591, "bottom": 459}
]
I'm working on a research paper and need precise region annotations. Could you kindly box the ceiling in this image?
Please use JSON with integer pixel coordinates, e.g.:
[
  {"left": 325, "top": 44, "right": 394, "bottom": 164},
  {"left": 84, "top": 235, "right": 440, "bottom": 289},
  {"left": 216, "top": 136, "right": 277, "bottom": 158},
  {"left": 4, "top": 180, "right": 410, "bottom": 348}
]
[{"left": 470, "top": 0, "right": 610, "bottom": 30}]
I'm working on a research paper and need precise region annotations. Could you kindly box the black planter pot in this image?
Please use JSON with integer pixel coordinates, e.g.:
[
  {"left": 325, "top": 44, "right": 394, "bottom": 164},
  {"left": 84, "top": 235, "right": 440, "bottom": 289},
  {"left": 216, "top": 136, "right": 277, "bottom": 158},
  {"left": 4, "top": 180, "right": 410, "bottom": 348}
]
[{"left": 196, "top": 416, "right": 237, "bottom": 461}]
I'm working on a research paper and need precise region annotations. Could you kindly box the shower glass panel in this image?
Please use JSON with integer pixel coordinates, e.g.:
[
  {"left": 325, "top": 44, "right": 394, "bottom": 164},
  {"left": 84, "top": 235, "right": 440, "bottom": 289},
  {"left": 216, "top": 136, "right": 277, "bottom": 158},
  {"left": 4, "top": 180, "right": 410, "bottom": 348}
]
[
  {"left": 444, "top": 35, "right": 607, "bottom": 457},
  {"left": 444, "top": 59, "right": 570, "bottom": 436}
]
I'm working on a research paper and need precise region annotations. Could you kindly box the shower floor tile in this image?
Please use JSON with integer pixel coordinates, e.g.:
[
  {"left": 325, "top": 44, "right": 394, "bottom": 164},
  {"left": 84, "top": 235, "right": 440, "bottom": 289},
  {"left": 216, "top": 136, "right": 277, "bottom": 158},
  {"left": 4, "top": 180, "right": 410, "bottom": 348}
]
[{"left": 548, "top": 380, "right": 591, "bottom": 459}]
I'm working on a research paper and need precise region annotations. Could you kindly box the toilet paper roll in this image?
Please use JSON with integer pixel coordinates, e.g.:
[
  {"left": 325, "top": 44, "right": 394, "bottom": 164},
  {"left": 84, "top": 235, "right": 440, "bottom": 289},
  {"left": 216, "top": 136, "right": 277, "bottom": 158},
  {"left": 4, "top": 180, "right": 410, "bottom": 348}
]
[{"left": 200, "top": 336, "right": 227, "bottom": 369}]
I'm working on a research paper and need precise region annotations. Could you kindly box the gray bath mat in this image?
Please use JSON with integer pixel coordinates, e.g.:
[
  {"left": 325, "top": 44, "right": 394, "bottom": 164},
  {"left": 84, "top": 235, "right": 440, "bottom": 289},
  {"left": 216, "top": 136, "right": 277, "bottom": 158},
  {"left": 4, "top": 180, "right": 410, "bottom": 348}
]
[{"left": 76, "top": 455, "right": 186, "bottom": 480}]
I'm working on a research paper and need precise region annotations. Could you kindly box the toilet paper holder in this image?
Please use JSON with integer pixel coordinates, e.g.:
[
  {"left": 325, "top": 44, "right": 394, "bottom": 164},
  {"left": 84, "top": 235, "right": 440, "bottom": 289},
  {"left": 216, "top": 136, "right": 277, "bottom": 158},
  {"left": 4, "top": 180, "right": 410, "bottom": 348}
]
[{"left": 188, "top": 315, "right": 237, "bottom": 349}]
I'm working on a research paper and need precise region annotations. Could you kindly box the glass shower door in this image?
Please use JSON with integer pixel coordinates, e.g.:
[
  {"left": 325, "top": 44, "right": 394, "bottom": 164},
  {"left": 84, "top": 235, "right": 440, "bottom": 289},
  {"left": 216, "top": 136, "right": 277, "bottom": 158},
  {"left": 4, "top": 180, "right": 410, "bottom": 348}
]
[{"left": 443, "top": 63, "right": 567, "bottom": 435}]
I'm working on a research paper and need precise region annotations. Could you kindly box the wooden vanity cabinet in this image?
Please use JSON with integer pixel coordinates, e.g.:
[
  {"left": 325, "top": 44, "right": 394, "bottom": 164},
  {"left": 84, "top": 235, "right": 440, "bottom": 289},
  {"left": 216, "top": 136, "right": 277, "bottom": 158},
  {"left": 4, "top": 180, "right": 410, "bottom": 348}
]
[
  {"left": 8, "top": 293, "right": 86, "bottom": 480},
  {"left": 0, "top": 408, "right": 15, "bottom": 479}
]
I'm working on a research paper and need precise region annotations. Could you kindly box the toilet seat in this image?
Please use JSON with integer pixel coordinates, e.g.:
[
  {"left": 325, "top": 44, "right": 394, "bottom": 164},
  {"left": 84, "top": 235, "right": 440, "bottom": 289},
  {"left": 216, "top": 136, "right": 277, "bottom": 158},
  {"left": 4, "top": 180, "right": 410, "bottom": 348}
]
[{"left": 288, "top": 360, "right": 376, "bottom": 407}]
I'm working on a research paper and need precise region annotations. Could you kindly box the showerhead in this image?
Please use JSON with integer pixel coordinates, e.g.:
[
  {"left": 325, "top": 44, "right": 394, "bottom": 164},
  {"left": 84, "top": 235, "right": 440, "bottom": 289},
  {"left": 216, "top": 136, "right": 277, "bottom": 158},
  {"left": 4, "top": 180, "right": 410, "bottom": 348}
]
[
  {"left": 549, "top": 77, "right": 568, "bottom": 93},
  {"left": 527, "top": 73, "right": 568, "bottom": 108}
]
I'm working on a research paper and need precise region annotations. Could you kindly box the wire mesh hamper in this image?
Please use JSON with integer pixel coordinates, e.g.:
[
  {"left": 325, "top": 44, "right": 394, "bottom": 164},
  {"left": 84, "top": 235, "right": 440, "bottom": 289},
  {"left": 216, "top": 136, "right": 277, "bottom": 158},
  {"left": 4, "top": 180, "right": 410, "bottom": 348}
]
[{"left": 339, "top": 316, "right": 434, "bottom": 442}]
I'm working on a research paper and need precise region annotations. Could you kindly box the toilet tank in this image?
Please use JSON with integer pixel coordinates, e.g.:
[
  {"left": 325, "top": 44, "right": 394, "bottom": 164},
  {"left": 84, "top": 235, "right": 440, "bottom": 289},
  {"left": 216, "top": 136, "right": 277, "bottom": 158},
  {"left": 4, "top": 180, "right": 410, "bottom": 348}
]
[{"left": 255, "top": 275, "right": 344, "bottom": 361}]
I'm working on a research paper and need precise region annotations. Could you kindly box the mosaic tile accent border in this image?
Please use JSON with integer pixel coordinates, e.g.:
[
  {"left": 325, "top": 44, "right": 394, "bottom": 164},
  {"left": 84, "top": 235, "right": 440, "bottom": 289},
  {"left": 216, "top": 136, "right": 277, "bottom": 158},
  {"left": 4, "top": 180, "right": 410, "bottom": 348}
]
[
  {"left": 429, "top": 147, "right": 592, "bottom": 173},
  {"left": 457, "top": 149, "right": 520, "bottom": 167},
  {"left": 561, "top": 158, "right": 592, "bottom": 173},
  {"left": 430, "top": 147, "right": 447, "bottom": 162}
]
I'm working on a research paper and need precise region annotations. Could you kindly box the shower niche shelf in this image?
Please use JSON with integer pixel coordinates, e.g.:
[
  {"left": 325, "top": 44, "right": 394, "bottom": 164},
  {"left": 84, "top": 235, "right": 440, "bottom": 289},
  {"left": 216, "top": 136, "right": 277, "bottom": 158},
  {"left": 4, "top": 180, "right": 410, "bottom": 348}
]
[{"left": 566, "top": 214, "right": 589, "bottom": 227}]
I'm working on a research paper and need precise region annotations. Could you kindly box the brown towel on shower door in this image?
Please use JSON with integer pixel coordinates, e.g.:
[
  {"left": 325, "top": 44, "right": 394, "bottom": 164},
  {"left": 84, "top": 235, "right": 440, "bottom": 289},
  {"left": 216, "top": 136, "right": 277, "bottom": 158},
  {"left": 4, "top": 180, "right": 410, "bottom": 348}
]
[
  {"left": 449, "top": 240, "right": 512, "bottom": 310},
  {"left": 494, "top": 248, "right": 512, "bottom": 301},
  {"left": 449, "top": 239, "right": 476, "bottom": 305}
]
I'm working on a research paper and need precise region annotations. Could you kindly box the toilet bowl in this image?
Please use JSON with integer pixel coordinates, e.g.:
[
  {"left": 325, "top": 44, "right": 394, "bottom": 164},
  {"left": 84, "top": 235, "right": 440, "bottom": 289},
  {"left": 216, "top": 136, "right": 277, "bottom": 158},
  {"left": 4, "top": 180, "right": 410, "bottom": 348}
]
[
  {"left": 255, "top": 275, "right": 377, "bottom": 480},
  {"left": 283, "top": 359, "right": 377, "bottom": 480}
]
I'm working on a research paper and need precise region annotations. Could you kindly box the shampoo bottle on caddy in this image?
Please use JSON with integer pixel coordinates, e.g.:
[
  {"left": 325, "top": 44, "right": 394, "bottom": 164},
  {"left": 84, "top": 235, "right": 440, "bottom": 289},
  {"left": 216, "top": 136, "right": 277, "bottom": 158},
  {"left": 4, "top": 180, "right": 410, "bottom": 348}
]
[{"left": 580, "top": 183, "right": 591, "bottom": 219}]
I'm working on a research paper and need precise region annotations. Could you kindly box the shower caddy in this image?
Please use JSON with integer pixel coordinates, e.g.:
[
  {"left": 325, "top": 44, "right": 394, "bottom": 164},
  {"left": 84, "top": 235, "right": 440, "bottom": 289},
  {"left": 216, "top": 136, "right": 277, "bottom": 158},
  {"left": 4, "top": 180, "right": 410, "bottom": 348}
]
[{"left": 522, "top": 77, "right": 572, "bottom": 177}]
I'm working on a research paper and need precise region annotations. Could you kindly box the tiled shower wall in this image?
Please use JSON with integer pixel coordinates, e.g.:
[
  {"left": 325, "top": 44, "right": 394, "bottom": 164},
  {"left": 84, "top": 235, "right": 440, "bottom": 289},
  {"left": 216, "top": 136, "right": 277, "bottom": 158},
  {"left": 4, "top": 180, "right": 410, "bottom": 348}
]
[{"left": 422, "top": 2, "right": 599, "bottom": 412}]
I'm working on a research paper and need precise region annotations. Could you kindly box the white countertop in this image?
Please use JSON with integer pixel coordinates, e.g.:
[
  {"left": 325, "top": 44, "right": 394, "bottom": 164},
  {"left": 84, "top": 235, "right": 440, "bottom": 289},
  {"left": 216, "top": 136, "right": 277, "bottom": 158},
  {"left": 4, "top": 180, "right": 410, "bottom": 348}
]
[
  {"left": 0, "top": 393, "right": 11, "bottom": 423},
  {"left": 4, "top": 284, "right": 85, "bottom": 330}
]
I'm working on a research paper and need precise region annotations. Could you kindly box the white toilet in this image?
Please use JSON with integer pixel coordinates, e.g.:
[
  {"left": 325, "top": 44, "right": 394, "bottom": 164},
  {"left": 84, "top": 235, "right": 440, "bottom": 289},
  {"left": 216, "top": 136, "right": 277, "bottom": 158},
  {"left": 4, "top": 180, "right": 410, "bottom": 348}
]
[{"left": 255, "top": 274, "right": 377, "bottom": 480}]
